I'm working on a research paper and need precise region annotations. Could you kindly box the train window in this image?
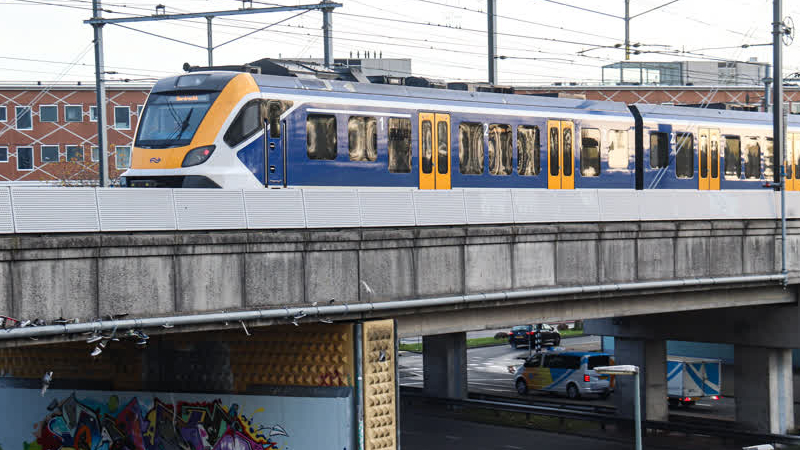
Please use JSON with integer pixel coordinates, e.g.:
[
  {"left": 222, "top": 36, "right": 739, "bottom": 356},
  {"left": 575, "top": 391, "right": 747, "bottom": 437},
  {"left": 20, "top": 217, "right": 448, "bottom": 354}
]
[
  {"left": 437, "top": 120, "right": 449, "bottom": 175},
  {"left": 421, "top": 120, "right": 433, "bottom": 173},
  {"left": 649, "top": 132, "right": 669, "bottom": 169},
  {"left": 224, "top": 100, "right": 262, "bottom": 148},
  {"left": 306, "top": 114, "right": 337, "bottom": 160},
  {"left": 675, "top": 132, "right": 694, "bottom": 178},
  {"left": 348, "top": 116, "right": 377, "bottom": 162},
  {"left": 764, "top": 137, "right": 774, "bottom": 180},
  {"left": 563, "top": 127, "right": 573, "bottom": 176},
  {"left": 744, "top": 136, "right": 761, "bottom": 179},
  {"left": 608, "top": 130, "right": 629, "bottom": 169},
  {"left": 265, "top": 100, "right": 292, "bottom": 138},
  {"left": 517, "top": 125, "right": 540, "bottom": 176},
  {"left": 699, "top": 131, "right": 709, "bottom": 178},
  {"left": 724, "top": 136, "right": 741, "bottom": 179},
  {"left": 488, "top": 124, "right": 512, "bottom": 175},
  {"left": 388, "top": 117, "right": 412, "bottom": 173},
  {"left": 580, "top": 128, "right": 600, "bottom": 177},
  {"left": 459, "top": 122, "right": 484, "bottom": 175},
  {"left": 549, "top": 125, "right": 559, "bottom": 176},
  {"left": 711, "top": 134, "right": 719, "bottom": 178}
]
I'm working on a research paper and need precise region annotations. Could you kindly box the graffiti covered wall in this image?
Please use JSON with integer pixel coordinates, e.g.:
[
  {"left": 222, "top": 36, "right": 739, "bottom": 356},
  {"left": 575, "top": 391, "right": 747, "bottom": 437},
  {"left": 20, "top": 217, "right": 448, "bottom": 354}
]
[{"left": 0, "top": 388, "right": 353, "bottom": 450}]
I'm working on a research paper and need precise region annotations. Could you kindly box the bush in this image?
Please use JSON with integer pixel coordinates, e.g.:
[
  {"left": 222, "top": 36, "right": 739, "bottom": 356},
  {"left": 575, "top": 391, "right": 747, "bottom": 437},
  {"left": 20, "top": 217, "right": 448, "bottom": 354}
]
[
  {"left": 494, "top": 331, "right": 509, "bottom": 340},
  {"left": 556, "top": 323, "right": 569, "bottom": 331},
  {"left": 573, "top": 320, "right": 583, "bottom": 330}
]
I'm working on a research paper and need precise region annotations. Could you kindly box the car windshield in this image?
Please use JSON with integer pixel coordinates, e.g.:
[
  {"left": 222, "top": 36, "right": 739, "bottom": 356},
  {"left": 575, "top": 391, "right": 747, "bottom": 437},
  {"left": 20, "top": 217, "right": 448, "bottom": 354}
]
[
  {"left": 135, "top": 92, "right": 219, "bottom": 148},
  {"left": 587, "top": 355, "right": 611, "bottom": 369}
]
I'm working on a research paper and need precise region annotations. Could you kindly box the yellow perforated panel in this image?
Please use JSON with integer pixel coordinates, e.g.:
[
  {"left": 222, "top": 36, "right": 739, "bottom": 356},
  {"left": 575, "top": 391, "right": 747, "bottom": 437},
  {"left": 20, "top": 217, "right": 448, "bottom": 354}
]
[
  {"left": 227, "top": 323, "right": 354, "bottom": 392},
  {"left": 362, "top": 319, "right": 396, "bottom": 450},
  {"left": 0, "top": 344, "right": 142, "bottom": 390}
]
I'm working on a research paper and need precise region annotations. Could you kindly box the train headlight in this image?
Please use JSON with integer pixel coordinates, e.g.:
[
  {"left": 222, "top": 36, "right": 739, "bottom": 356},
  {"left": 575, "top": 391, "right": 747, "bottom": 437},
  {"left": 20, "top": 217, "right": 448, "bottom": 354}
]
[{"left": 181, "top": 145, "right": 216, "bottom": 167}]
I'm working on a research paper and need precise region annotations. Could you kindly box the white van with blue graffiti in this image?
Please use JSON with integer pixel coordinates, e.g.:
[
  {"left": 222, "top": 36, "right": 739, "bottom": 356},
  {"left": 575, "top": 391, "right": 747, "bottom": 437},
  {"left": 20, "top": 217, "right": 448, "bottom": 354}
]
[
  {"left": 510, "top": 351, "right": 614, "bottom": 399},
  {"left": 667, "top": 356, "right": 721, "bottom": 406}
]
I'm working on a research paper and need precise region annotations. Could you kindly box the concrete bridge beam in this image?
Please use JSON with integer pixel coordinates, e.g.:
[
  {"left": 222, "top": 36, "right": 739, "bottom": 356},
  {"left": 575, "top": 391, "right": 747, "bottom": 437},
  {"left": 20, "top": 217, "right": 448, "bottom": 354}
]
[{"left": 422, "top": 332, "right": 467, "bottom": 400}]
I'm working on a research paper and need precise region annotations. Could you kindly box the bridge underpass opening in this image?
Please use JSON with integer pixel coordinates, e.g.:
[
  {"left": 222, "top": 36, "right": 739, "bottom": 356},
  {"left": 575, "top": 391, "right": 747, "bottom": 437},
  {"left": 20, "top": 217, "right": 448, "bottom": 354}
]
[{"left": 0, "top": 319, "right": 398, "bottom": 450}]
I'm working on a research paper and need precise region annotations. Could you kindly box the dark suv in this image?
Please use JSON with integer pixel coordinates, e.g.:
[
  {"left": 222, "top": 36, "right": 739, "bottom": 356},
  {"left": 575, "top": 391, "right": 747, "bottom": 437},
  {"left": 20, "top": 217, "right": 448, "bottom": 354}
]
[{"left": 508, "top": 323, "right": 561, "bottom": 349}]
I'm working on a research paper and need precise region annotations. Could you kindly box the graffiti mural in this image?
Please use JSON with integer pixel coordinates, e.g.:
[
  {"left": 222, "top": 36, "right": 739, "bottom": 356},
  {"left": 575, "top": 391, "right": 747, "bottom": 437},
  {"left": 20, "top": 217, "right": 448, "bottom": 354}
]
[{"left": 24, "top": 394, "right": 288, "bottom": 450}]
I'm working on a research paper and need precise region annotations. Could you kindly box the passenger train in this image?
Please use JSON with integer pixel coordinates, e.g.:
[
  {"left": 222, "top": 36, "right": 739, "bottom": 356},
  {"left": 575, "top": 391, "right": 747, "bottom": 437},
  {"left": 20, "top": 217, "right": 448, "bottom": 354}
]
[{"left": 121, "top": 71, "right": 800, "bottom": 191}]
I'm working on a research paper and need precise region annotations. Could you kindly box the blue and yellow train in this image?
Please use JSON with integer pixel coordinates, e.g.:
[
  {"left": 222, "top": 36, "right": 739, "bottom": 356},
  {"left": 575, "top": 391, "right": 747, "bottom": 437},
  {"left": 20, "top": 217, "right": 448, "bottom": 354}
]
[{"left": 122, "top": 71, "right": 800, "bottom": 191}]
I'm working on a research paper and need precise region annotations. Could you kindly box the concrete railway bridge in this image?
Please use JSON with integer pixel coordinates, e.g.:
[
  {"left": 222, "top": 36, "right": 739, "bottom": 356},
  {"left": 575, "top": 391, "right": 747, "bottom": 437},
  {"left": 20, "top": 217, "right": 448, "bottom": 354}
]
[{"left": 0, "top": 186, "right": 799, "bottom": 447}]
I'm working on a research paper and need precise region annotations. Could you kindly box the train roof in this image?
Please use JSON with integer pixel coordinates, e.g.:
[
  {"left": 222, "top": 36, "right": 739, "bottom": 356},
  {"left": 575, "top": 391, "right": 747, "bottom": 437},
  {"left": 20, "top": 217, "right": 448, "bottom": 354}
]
[
  {"left": 635, "top": 103, "right": 800, "bottom": 128},
  {"left": 250, "top": 72, "right": 633, "bottom": 116}
]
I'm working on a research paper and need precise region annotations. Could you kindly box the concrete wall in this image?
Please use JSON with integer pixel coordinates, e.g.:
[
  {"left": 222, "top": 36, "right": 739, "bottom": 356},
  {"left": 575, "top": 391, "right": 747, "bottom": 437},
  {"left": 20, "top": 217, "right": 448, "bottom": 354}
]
[{"left": 0, "top": 219, "right": 794, "bottom": 342}]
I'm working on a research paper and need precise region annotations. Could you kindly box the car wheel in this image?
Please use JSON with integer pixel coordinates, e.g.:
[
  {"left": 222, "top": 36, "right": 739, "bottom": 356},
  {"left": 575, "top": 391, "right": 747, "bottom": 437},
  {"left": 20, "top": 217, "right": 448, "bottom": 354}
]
[
  {"left": 599, "top": 391, "right": 610, "bottom": 400},
  {"left": 668, "top": 398, "right": 680, "bottom": 407},
  {"left": 510, "top": 340, "right": 517, "bottom": 349},
  {"left": 516, "top": 379, "right": 528, "bottom": 395},
  {"left": 567, "top": 383, "right": 580, "bottom": 400}
]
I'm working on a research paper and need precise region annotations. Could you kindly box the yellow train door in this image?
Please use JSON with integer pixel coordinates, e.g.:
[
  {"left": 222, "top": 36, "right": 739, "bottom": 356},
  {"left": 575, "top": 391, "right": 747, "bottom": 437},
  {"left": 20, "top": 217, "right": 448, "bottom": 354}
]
[
  {"left": 546, "top": 120, "right": 575, "bottom": 189},
  {"left": 710, "top": 129, "right": 720, "bottom": 190},
  {"left": 435, "top": 114, "right": 451, "bottom": 189},
  {"left": 419, "top": 112, "right": 450, "bottom": 190},
  {"left": 787, "top": 133, "right": 799, "bottom": 191},
  {"left": 698, "top": 128, "right": 720, "bottom": 190}
]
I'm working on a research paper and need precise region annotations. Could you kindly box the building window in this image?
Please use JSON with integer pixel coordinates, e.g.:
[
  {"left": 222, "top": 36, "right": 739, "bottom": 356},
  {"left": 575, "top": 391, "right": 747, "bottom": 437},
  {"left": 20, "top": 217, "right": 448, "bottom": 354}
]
[
  {"left": 347, "top": 116, "right": 377, "bottom": 162},
  {"left": 41, "top": 145, "right": 59, "bottom": 163},
  {"left": 607, "top": 130, "right": 629, "bottom": 169},
  {"left": 675, "top": 132, "right": 694, "bottom": 178},
  {"left": 136, "top": 105, "right": 143, "bottom": 118},
  {"left": 65, "top": 105, "right": 82, "bottom": 123},
  {"left": 66, "top": 145, "right": 84, "bottom": 162},
  {"left": 115, "top": 146, "right": 131, "bottom": 169},
  {"left": 306, "top": 114, "right": 337, "bottom": 160},
  {"left": 580, "top": 128, "right": 601, "bottom": 177},
  {"left": 488, "top": 123, "right": 512, "bottom": 175},
  {"left": 114, "top": 106, "right": 130, "bottom": 129},
  {"left": 0, "top": 106, "right": 6, "bottom": 122},
  {"left": 15, "top": 106, "right": 32, "bottom": 130},
  {"left": 0, "top": 147, "right": 8, "bottom": 162},
  {"left": 91, "top": 146, "right": 99, "bottom": 162},
  {"left": 724, "top": 136, "right": 741, "bottom": 179},
  {"left": 17, "top": 146, "right": 33, "bottom": 170},
  {"left": 649, "top": 132, "right": 669, "bottom": 169},
  {"left": 458, "top": 122, "right": 484, "bottom": 174},
  {"left": 90, "top": 105, "right": 98, "bottom": 122},
  {"left": 744, "top": 136, "right": 761, "bottom": 179},
  {"left": 40, "top": 105, "right": 58, "bottom": 123},
  {"left": 388, "top": 117, "right": 411, "bottom": 173}
]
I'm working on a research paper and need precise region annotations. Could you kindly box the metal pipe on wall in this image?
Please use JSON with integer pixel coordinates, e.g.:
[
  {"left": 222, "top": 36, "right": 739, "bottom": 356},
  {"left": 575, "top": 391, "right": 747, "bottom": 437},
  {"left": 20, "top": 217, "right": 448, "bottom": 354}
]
[{"left": 0, "top": 274, "right": 785, "bottom": 341}]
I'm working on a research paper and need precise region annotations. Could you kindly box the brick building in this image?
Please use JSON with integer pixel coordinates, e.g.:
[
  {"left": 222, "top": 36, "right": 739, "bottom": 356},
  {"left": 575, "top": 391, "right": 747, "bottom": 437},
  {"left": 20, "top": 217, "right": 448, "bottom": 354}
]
[{"left": 0, "top": 84, "right": 150, "bottom": 185}]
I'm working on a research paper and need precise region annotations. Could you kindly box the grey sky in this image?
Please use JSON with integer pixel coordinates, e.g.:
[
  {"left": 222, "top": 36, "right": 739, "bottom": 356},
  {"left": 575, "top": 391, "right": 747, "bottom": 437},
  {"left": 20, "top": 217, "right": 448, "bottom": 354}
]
[{"left": 1, "top": 0, "right": 797, "bottom": 86}]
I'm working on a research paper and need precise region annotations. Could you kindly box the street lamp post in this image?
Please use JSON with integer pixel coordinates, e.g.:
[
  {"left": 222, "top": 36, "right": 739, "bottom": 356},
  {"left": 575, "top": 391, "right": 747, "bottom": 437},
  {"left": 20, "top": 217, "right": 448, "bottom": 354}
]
[{"left": 595, "top": 365, "right": 641, "bottom": 450}]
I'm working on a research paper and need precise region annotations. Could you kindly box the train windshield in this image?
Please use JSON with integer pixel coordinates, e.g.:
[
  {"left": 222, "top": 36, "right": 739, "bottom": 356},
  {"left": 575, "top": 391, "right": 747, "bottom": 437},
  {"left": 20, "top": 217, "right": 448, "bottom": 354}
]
[{"left": 135, "top": 93, "right": 219, "bottom": 148}]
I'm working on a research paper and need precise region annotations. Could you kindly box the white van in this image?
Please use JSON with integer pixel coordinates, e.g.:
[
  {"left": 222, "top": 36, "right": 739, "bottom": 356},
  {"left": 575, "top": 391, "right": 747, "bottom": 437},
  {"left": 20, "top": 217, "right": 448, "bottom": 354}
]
[{"left": 511, "top": 351, "right": 614, "bottom": 399}]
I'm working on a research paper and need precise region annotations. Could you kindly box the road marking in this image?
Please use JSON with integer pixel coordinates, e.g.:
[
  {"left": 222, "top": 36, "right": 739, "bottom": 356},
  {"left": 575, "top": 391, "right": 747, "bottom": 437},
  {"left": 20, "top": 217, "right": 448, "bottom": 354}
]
[{"left": 445, "top": 435, "right": 462, "bottom": 441}]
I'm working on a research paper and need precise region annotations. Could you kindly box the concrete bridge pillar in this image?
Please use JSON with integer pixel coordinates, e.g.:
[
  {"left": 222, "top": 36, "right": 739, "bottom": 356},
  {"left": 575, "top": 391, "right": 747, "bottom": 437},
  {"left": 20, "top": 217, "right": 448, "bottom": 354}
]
[
  {"left": 423, "top": 332, "right": 467, "bottom": 399},
  {"left": 734, "top": 345, "right": 794, "bottom": 434},
  {"left": 613, "top": 337, "right": 668, "bottom": 422}
]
